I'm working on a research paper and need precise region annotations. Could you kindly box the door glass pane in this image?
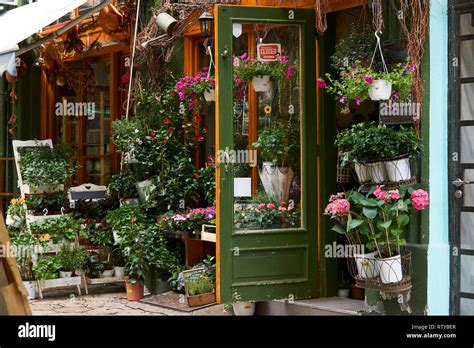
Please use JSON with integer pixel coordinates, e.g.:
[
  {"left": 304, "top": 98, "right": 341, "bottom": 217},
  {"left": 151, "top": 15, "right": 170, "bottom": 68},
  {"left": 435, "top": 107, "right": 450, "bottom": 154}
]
[
  {"left": 460, "top": 13, "right": 474, "bottom": 35},
  {"left": 464, "top": 170, "right": 474, "bottom": 207},
  {"left": 461, "top": 83, "right": 474, "bottom": 120},
  {"left": 460, "top": 40, "right": 474, "bottom": 78},
  {"left": 460, "top": 126, "right": 474, "bottom": 163},
  {"left": 232, "top": 23, "right": 302, "bottom": 231},
  {"left": 461, "top": 212, "right": 474, "bottom": 249},
  {"left": 461, "top": 255, "right": 474, "bottom": 294},
  {"left": 461, "top": 297, "right": 474, "bottom": 315}
]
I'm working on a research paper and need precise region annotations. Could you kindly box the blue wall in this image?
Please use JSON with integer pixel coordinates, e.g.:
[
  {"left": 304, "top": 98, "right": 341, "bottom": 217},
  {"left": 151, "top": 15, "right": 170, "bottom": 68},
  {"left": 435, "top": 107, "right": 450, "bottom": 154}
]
[{"left": 428, "top": 0, "right": 450, "bottom": 315}]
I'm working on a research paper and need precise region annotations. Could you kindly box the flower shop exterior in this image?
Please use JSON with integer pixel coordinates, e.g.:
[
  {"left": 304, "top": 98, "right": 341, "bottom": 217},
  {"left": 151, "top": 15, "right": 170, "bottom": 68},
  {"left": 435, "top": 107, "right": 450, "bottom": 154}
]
[{"left": 0, "top": 0, "right": 464, "bottom": 316}]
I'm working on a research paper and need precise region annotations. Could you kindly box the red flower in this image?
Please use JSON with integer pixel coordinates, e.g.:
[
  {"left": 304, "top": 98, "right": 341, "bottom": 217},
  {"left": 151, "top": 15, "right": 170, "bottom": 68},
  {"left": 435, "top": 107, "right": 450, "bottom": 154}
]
[
  {"left": 195, "top": 115, "right": 202, "bottom": 122},
  {"left": 170, "top": 90, "right": 176, "bottom": 96},
  {"left": 151, "top": 129, "right": 156, "bottom": 134},
  {"left": 203, "top": 126, "right": 209, "bottom": 132},
  {"left": 151, "top": 136, "right": 156, "bottom": 140},
  {"left": 168, "top": 128, "right": 174, "bottom": 134},
  {"left": 162, "top": 138, "right": 167, "bottom": 143},
  {"left": 163, "top": 118, "right": 170, "bottom": 125},
  {"left": 198, "top": 135, "right": 205, "bottom": 142}
]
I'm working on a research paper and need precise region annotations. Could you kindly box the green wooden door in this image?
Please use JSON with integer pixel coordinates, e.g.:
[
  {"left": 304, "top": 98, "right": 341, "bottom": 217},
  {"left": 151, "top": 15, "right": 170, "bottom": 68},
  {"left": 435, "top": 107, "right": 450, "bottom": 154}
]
[{"left": 216, "top": 6, "right": 318, "bottom": 303}]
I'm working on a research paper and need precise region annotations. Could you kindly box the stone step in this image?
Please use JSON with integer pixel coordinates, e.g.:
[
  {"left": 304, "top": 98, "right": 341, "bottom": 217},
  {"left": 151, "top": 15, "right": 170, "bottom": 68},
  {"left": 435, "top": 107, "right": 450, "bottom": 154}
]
[{"left": 256, "top": 297, "right": 366, "bottom": 316}]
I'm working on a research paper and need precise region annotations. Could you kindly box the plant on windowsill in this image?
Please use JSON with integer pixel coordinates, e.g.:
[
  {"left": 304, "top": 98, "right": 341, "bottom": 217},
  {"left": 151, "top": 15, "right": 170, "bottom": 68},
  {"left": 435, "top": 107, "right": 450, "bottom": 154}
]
[
  {"left": 18, "top": 143, "right": 79, "bottom": 191},
  {"left": 233, "top": 52, "right": 296, "bottom": 92}
]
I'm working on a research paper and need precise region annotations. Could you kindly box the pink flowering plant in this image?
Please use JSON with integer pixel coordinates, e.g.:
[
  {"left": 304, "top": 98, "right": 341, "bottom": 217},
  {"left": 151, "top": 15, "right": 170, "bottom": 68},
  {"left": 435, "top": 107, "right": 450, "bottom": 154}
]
[
  {"left": 233, "top": 52, "right": 296, "bottom": 83},
  {"left": 234, "top": 200, "right": 300, "bottom": 230},
  {"left": 325, "top": 185, "right": 429, "bottom": 258},
  {"left": 175, "top": 69, "right": 215, "bottom": 112},
  {"left": 318, "top": 61, "right": 415, "bottom": 114},
  {"left": 159, "top": 206, "right": 216, "bottom": 233}
]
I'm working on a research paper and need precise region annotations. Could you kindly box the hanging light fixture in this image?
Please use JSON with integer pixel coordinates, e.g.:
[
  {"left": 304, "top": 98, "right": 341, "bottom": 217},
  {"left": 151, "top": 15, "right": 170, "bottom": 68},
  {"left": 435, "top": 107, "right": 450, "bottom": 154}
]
[{"left": 198, "top": 11, "right": 214, "bottom": 38}]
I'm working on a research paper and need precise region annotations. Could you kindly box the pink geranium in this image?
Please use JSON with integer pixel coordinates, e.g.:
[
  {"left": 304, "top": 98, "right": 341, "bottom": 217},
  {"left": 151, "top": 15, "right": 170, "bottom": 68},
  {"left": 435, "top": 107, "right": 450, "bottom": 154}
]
[
  {"left": 411, "top": 189, "right": 429, "bottom": 211},
  {"left": 258, "top": 203, "right": 266, "bottom": 209},
  {"left": 373, "top": 186, "right": 387, "bottom": 201}
]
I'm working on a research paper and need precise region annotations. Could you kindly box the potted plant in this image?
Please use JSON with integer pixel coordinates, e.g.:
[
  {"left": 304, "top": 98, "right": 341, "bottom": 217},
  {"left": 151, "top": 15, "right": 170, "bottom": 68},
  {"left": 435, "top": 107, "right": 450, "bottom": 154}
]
[
  {"left": 105, "top": 204, "right": 150, "bottom": 243},
  {"left": 57, "top": 243, "right": 89, "bottom": 278},
  {"left": 18, "top": 143, "right": 78, "bottom": 193},
  {"left": 175, "top": 69, "right": 215, "bottom": 109},
  {"left": 252, "top": 119, "right": 299, "bottom": 203},
  {"left": 319, "top": 61, "right": 415, "bottom": 114},
  {"left": 30, "top": 214, "right": 86, "bottom": 245},
  {"left": 326, "top": 186, "right": 429, "bottom": 284},
  {"left": 108, "top": 170, "right": 140, "bottom": 203},
  {"left": 10, "top": 231, "right": 39, "bottom": 299},
  {"left": 33, "top": 256, "right": 61, "bottom": 280},
  {"left": 183, "top": 268, "right": 216, "bottom": 307},
  {"left": 233, "top": 52, "right": 295, "bottom": 92},
  {"left": 25, "top": 192, "right": 68, "bottom": 219},
  {"left": 232, "top": 301, "right": 256, "bottom": 316}
]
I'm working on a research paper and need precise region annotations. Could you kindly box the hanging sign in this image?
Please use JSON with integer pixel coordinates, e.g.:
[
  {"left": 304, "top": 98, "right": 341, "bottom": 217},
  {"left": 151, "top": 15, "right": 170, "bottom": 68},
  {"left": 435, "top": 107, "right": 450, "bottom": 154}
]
[{"left": 257, "top": 43, "right": 281, "bottom": 62}]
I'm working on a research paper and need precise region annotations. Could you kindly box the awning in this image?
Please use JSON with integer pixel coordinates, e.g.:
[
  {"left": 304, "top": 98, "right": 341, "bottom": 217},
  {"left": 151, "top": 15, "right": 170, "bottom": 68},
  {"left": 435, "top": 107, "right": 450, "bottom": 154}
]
[{"left": 0, "top": 0, "right": 86, "bottom": 75}]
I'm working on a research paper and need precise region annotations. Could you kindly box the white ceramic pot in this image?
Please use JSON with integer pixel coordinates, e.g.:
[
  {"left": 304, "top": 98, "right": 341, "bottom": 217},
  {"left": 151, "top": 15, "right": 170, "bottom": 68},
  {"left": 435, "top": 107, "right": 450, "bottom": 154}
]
[
  {"left": 368, "top": 79, "right": 392, "bottom": 101},
  {"left": 101, "top": 269, "right": 115, "bottom": 278},
  {"left": 114, "top": 266, "right": 125, "bottom": 278},
  {"left": 59, "top": 271, "right": 73, "bottom": 278},
  {"left": 377, "top": 254, "right": 403, "bottom": 284},
  {"left": 204, "top": 89, "right": 215, "bottom": 102},
  {"left": 252, "top": 75, "right": 272, "bottom": 92},
  {"left": 74, "top": 269, "right": 83, "bottom": 276},
  {"left": 354, "top": 162, "right": 371, "bottom": 183},
  {"left": 367, "top": 161, "right": 388, "bottom": 183},
  {"left": 385, "top": 157, "right": 411, "bottom": 182},
  {"left": 337, "top": 289, "right": 350, "bottom": 298},
  {"left": 233, "top": 302, "right": 256, "bottom": 316},
  {"left": 23, "top": 280, "right": 36, "bottom": 300},
  {"left": 354, "top": 252, "right": 379, "bottom": 279}
]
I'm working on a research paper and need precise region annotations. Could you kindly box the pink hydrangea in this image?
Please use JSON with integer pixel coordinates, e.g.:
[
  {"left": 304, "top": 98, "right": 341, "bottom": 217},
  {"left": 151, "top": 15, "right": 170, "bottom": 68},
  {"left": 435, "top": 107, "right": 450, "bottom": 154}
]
[
  {"left": 411, "top": 189, "right": 429, "bottom": 211},
  {"left": 388, "top": 190, "right": 400, "bottom": 200},
  {"left": 258, "top": 203, "right": 266, "bottom": 209},
  {"left": 267, "top": 203, "right": 276, "bottom": 209},
  {"left": 325, "top": 199, "right": 350, "bottom": 217},
  {"left": 373, "top": 185, "right": 387, "bottom": 200}
]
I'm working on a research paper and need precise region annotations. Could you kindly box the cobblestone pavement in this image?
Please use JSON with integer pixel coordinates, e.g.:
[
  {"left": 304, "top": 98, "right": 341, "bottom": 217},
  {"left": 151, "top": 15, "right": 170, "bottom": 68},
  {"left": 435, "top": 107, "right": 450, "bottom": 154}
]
[{"left": 29, "top": 285, "right": 228, "bottom": 316}]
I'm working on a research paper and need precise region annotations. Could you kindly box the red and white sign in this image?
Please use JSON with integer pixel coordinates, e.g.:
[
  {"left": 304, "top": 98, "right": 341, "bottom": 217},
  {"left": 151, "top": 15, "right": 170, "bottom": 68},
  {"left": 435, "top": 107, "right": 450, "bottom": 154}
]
[{"left": 257, "top": 43, "right": 281, "bottom": 62}]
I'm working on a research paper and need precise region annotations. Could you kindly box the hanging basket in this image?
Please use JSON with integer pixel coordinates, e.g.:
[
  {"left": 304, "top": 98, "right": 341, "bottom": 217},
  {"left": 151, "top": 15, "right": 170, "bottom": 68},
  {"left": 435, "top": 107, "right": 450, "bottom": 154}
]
[
  {"left": 204, "top": 88, "right": 215, "bottom": 102},
  {"left": 368, "top": 80, "right": 392, "bottom": 101},
  {"left": 259, "top": 162, "right": 294, "bottom": 203}
]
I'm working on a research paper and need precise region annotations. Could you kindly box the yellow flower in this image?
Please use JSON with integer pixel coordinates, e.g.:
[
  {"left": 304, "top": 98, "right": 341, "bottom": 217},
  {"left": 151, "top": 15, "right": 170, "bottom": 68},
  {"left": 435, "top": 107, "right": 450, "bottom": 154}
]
[
  {"left": 18, "top": 198, "right": 25, "bottom": 204},
  {"left": 40, "top": 234, "right": 51, "bottom": 242},
  {"left": 10, "top": 199, "right": 17, "bottom": 204}
]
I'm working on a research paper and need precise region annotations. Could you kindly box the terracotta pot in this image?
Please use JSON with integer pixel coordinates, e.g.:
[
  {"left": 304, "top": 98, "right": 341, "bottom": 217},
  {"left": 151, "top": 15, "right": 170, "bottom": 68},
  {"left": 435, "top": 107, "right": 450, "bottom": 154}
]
[
  {"left": 350, "top": 284, "right": 365, "bottom": 300},
  {"left": 126, "top": 281, "right": 144, "bottom": 301}
]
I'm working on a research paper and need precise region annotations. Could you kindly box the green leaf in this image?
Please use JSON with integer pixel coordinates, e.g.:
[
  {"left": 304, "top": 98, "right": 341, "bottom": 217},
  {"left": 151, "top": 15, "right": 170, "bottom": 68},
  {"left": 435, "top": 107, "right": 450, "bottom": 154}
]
[
  {"left": 390, "top": 228, "right": 402, "bottom": 236},
  {"left": 363, "top": 207, "right": 378, "bottom": 219},
  {"left": 377, "top": 220, "right": 392, "bottom": 230},
  {"left": 331, "top": 224, "right": 346, "bottom": 235},
  {"left": 397, "top": 213, "right": 410, "bottom": 227},
  {"left": 348, "top": 219, "right": 364, "bottom": 230}
]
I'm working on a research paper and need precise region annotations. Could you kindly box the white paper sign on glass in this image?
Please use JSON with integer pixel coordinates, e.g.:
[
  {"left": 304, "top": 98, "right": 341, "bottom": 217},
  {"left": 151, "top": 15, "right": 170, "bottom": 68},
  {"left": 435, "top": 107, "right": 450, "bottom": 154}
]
[{"left": 234, "top": 177, "right": 252, "bottom": 197}]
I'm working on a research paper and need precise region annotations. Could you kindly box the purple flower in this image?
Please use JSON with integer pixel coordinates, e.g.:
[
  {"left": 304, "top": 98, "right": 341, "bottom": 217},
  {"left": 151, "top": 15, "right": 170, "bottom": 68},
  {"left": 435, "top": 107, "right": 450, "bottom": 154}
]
[
  {"left": 364, "top": 76, "right": 375, "bottom": 84},
  {"left": 339, "top": 96, "right": 348, "bottom": 105},
  {"left": 355, "top": 96, "right": 361, "bottom": 106},
  {"left": 406, "top": 63, "right": 415, "bottom": 72},
  {"left": 240, "top": 52, "right": 248, "bottom": 60}
]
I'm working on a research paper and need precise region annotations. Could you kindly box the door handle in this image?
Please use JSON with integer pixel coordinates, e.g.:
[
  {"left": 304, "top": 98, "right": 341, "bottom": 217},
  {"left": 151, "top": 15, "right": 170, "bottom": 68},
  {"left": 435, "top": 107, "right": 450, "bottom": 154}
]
[{"left": 452, "top": 178, "right": 474, "bottom": 187}]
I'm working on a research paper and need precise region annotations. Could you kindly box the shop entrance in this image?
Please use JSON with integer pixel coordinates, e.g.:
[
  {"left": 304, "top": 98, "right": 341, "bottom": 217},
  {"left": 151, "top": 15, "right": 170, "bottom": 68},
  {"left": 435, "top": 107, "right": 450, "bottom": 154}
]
[{"left": 215, "top": 6, "right": 318, "bottom": 303}]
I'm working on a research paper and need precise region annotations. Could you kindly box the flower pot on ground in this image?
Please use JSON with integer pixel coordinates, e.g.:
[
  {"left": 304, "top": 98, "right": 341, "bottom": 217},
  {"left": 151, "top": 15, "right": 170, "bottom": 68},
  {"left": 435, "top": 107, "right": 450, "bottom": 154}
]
[
  {"left": 183, "top": 268, "right": 216, "bottom": 307},
  {"left": 368, "top": 79, "right": 392, "bottom": 100},
  {"left": 350, "top": 284, "right": 365, "bottom": 300},
  {"left": 233, "top": 301, "right": 256, "bottom": 316},
  {"left": 252, "top": 75, "right": 272, "bottom": 92},
  {"left": 376, "top": 254, "right": 403, "bottom": 284},
  {"left": 367, "top": 161, "right": 388, "bottom": 183},
  {"left": 125, "top": 281, "right": 144, "bottom": 301},
  {"left": 22, "top": 280, "right": 37, "bottom": 300},
  {"left": 337, "top": 288, "right": 350, "bottom": 298},
  {"left": 354, "top": 251, "right": 379, "bottom": 279},
  {"left": 385, "top": 156, "right": 411, "bottom": 182}
]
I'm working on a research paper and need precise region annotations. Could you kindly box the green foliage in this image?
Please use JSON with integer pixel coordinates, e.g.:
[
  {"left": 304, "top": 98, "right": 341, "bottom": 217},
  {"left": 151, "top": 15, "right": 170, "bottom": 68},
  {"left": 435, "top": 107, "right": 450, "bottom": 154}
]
[
  {"left": 185, "top": 271, "right": 214, "bottom": 296},
  {"left": 57, "top": 243, "right": 89, "bottom": 272},
  {"left": 29, "top": 214, "right": 85, "bottom": 243},
  {"left": 24, "top": 192, "right": 67, "bottom": 214},
  {"left": 18, "top": 143, "right": 79, "bottom": 187},
  {"left": 198, "top": 165, "right": 216, "bottom": 207},
  {"left": 105, "top": 204, "right": 151, "bottom": 232},
  {"left": 33, "top": 256, "right": 61, "bottom": 280},
  {"left": 252, "top": 119, "right": 299, "bottom": 168},
  {"left": 234, "top": 202, "right": 300, "bottom": 230},
  {"left": 108, "top": 171, "right": 139, "bottom": 199},
  {"left": 335, "top": 122, "right": 423, "bottom": 165},
  {"left": 233, "top": 53, "right": 294, "bottom": 83}
]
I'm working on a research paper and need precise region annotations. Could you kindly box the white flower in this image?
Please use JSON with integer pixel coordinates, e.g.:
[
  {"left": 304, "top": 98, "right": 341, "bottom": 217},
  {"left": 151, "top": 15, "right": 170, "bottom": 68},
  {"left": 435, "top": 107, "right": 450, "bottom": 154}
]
[{"left": 134, "top": 129, "right": 139, "bottom": 133}]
